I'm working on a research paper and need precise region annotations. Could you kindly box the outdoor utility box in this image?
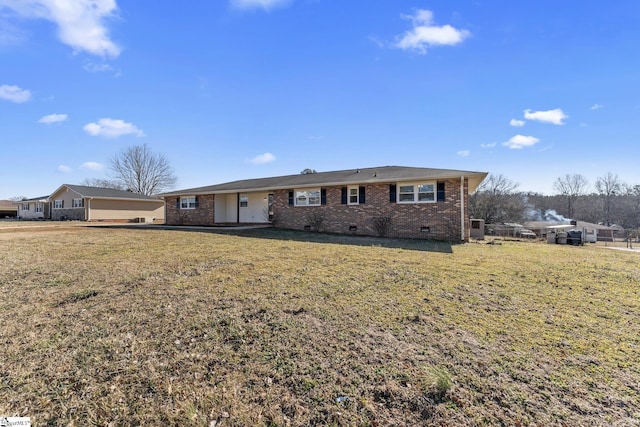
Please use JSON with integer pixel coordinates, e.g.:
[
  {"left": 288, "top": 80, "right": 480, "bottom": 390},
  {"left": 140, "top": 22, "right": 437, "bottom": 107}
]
[
  {"left": 470, "top": 219, "right": 485, "bottom": 240},
  {"left": 547, "top": 231, "right": 556, "bottom": 244}
]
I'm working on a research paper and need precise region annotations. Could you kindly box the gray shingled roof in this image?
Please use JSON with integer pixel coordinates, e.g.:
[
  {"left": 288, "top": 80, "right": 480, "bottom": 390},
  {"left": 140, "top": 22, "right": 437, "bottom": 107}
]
[
  {"left": 160, "top": 166, "right": 488, "bottom": 197},
  {"left": 56, "top": 184, "right": 163, "bottom": 201},
  {"left": 13, "top": 195, "right": 49, "bottom": 203}
]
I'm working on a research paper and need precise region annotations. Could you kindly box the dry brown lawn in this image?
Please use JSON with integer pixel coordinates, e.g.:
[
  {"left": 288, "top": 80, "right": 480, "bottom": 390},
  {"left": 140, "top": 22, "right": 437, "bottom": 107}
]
[{"left": 1, "top": 223, "right": 639, "bottom": 426}]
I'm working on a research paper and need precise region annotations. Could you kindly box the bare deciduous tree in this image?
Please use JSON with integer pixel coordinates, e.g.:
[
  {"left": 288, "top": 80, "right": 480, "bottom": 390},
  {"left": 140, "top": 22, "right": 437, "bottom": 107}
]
[
  {"left": 109, "top": 144, "right": 177, "bottom": 196},
  {"left": 469, "top": 174, "right": 526, "bottom": 224},
  {"left": 595, "top": 172, "right": 621, "bottom": 226},
  {"left": 552, "top": 173, "right": 589, "bottom": 218},
  {"left": 80, "top": 178, "right": 124, "bottom": 190}
]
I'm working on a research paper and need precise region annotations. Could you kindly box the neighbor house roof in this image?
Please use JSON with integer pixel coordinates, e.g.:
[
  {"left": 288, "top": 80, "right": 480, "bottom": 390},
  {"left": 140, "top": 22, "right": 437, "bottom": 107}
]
[
  {"left": 50, "top": 184, "right": 163, "bottom": 202},
  {"left": 160, "top": 166, "right": 488, "bottom": 197},
  {"left": 524, "top": 220, "right": 618, "bottom": 231},
  {"left": 15, "top": 195, "right": 49, "bottom": 203}
]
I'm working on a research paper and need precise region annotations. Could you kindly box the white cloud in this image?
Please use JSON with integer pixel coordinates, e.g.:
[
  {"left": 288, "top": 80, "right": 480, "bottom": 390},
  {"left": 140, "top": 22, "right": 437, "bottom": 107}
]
[
  {"left": 457, "top": 150, "right": 470, "bottom": 157},
  {"left": 230, "top": 0, "right": 291, "bottom": 11},
  {"left": 57, "top": 164, "right": 72, "bottom": 173},
  {"left": 590, "top": 103, "right": 603, "bottom": 110},
  {"left": 0, "top": 0, "right": 121, "bottom": 58},
  {"left": 83, "top": 61, "right": 113, "bottom": 73},
  {"left": 481, "top": 142, "right": 497, "bottom": 148},
  {"left": 247, "top": 152, "right": 276, "bottom": 164},
  {"left": 83, "top": 118, "right": 145, "bottom": 138},
  {"left": 38, "top": 113, "right": 68, "bottom": 124},
  {"left": 0, "top": 84, "right": 32, "bottom": 103},
  {"left": 510, "top": 119, "right": 525, "bottom": 127},
  {"left": 80, "top": 161, "right": 105, "bottom": 171},
  {"left": 394, "top": 9, "right": 470, "bottom": 54},
  {"left": 503, "top": 134, "right": 540, "bottom": 149},
  {"left": 523, "top": 108, "right": 568, "bottom": 125}
]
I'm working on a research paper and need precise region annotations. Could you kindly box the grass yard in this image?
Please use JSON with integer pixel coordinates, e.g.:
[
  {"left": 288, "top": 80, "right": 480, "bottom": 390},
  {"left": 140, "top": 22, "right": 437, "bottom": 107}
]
[{"left": 1, "top": 224, "right": 639, "bottom": 426}]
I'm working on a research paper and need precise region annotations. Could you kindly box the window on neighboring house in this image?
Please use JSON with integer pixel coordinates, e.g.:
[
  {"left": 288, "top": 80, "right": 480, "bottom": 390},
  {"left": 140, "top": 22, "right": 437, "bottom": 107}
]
[
  {"left": 295, "top": 189, "right": 321, "bottom": 206},
  {"left": 397, "top": 182, "right": 436, "bottom": 203},
  {"left": 180, "top": 196, "right": 198, "bottom": 209},
  {"left": 239, "top": 195, "right": 248, "bottom": 208},
  {"left": 54, "top": 200, "right": 63, "bottom": 209},
  {"left": 22, "top": 203, "right": 30, "bottom": 211},
  {"left": 35, "top": 203, "right": 43, "bottom": 213},
  {"left": 72, "top": 198, "right": 84, "bottom": 208}
]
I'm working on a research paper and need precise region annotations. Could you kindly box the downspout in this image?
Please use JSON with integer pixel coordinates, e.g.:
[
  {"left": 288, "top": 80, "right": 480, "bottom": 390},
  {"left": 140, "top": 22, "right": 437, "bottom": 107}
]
[{"left": 460, "top": 176, "right": 465, "bottom": 242}]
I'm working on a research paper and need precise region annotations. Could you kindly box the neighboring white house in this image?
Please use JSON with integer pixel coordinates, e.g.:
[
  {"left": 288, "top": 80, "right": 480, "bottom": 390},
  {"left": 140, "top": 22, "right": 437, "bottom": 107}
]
[
  {"left": 16, "top": 196, "right": 49, "bottom": 220},
  {"left": 49, "top": 184, "right": 165, "bottom": 223}
]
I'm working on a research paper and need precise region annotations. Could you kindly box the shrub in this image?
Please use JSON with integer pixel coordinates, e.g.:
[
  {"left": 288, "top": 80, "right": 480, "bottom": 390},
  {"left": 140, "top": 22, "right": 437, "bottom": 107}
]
[{"left": 372, "top": 216, "right": 393, "bottom": 237}]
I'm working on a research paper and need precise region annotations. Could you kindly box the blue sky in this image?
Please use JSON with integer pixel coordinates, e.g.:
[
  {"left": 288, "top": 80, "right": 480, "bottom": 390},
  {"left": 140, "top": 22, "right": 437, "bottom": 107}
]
[{"left": 1, "top": 0, "right": 639, "bottom": 199}]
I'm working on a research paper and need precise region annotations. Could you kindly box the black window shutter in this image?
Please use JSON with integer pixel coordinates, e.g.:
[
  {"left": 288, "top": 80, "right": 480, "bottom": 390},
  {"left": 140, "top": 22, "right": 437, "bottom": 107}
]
[
  {"left": 359, "top": 186, "right": 366, "bottom": 204},
  {"left": 176, "top": 198, "right": 180, "bottom": 209},
  {"left": 195, "top": 196, "right": 199, "bottom": 208},
  {"left": 341, "top": 187, "right": 347, "bottom": 204},
  {"left": 389, "top": 184, "right": 396, "bottom": 203},
  {"left": 321, "top": 188, "right": 327, "bottom": 205},
  {"left": 437, "top": 182, "right": 445, "bottom": 202},
  {"left": 288, "top": 191, "right": 294, "bottom": 206},
  {"left": 61, "top": 200, "right": 64, "bottom": 208}
]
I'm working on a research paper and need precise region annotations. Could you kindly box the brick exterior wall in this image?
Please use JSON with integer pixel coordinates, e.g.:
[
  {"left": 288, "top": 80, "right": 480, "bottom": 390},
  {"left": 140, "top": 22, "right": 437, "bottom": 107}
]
[
  {"left": 272, "top": 179, "right": 470, "bottom": 241},
  {"left": 165, "top": 195, "right": 215, "bottom": 226}
]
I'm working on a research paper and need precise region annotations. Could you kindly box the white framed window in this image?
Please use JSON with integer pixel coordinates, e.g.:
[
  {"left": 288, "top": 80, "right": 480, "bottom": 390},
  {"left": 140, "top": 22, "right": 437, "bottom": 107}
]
[
  {"left": 348, "top": 186, "right": 359, "bottom": 205},
  {"left": 72, "top": 198, "right": 84, "bottom": 208},
  {"left": 397, "top": 182, "right": 436, "bottom": 203},
  {"left": 295, "top": 189, "right": 321, "bottom": 206},
  {"left": 35, "top": 203, "right": 43, "bottom": 213},
  {"left": 239, "top": 195, "right": 248, "bottom": 208},
  {"left": 22, "top": 203, "right": 30, "bottom": 211},
  {"left": 180, "top": 196, "right": 198, "bottom": 209},
  {"left": 54, "top": 200, "right": 63, "bottom": 209}
]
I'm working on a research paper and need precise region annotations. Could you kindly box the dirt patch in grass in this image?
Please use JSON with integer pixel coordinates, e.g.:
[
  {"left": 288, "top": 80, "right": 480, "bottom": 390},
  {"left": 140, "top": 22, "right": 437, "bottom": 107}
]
[{"left": 1, "top": 225, "right": 639, "bottom": 425}]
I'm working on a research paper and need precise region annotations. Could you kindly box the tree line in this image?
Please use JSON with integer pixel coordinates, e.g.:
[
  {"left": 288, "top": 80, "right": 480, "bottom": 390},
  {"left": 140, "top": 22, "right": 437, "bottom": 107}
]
[{"left": 470, "top": 173, "right": 640, "bottom": 230}]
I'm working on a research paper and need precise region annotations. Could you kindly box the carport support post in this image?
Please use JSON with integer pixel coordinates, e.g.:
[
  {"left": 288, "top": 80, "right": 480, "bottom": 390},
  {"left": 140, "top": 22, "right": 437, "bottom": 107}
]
[{"left": 236, "top": 192, "right": 240, "bottom": 224}]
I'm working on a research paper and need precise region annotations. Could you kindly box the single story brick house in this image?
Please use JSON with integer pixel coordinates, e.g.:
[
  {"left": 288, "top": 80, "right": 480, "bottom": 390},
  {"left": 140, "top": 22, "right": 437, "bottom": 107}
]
[
  {"left": 160, "top": 166, "right": 487, "bottom": 241},
  {"left": 49, "top": 184, "right": 165, "bottom": 223},
  {"left": 16, "top": 196, "right": 50, "bottom": 219}
]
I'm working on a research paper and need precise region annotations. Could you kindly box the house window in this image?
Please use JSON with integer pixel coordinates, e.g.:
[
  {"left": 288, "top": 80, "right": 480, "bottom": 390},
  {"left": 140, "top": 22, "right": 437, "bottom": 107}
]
[
  {"left": 180, "top": 196, "right": 198, "bottom": 209},
  {"left": 72, "top": 198, "right": 84, "bottom": 208},
  {"left": 239, "top": 195, "right": 248, "bottom": 208},
  {"left": 397, "top": 182, "right": 436, "bottom": 203},
  {"left": 295, "top": 189, "right": 321, "bottom": 206},
  {"left": 418, "top": 184, "right": 435, "bottom": 202},
  {"left": 54, "top": 200, "right": 63, "bottom": 209},
  {"left": 22, "top": 203, "right": 30, "bottom": 211},
  {"left": 348, "top": 186, "right": 359, "bottom": 205},
  {"left": 35, "top": 203, "right": 43, "bottom": 213}
]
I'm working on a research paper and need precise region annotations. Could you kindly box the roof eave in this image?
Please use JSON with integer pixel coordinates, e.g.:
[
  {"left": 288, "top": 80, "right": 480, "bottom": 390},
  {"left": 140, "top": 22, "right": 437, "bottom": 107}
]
[{"left": 161, "top": 171, "right": 489, "bottom": 197}]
